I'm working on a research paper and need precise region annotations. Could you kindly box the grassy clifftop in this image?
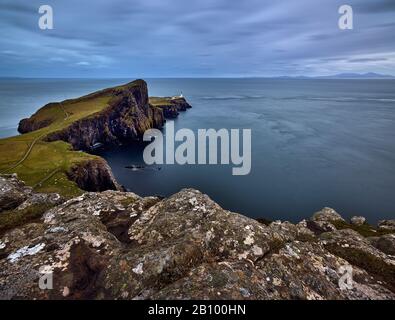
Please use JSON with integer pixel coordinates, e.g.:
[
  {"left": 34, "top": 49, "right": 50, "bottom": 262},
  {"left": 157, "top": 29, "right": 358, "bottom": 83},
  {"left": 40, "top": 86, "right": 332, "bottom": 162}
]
[{"left": 0, "top": 80, "right": 188, "bottom": 197}]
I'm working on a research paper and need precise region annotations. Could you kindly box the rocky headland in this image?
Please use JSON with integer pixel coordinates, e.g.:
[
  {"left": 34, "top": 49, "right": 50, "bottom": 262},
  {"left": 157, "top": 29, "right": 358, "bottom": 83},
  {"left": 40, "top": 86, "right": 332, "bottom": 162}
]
[
  {"left": 0, "top": 80, "right": 191, "bottom": 196},
  {"left": 0, "top": 174, "right": 394, "bottom": 299}
]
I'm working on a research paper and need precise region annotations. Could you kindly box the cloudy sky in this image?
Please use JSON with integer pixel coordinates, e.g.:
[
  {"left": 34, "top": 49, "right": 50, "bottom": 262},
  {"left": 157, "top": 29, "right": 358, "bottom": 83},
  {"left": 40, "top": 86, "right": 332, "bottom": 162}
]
[{"left": 1, "top": 0, "right": 395, "bottom": 77}]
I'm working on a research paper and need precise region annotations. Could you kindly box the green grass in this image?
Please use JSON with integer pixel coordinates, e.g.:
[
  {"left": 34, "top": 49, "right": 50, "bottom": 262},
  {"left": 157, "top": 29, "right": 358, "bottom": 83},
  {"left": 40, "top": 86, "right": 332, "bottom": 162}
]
[
  {"left": 0, "top": 204, "right": 55, "bottom": 236},
  {"left": 331, "top": 220, "right": 393, "bottom": 238},
  {"left": 149, "top": 96, "right": 177, "bottom": 106},
  {"left": 0, "top": 80, "right": 177, "bottom": 197},
  {"left": 0, "top": 83, "right": 126, "bottom": 197}
]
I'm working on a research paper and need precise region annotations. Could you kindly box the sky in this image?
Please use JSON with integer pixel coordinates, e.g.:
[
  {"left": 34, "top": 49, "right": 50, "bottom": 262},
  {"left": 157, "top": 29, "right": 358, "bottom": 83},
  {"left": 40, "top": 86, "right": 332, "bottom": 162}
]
[{"left": 1, "top": 0, "right": 395, "bottom": 78}]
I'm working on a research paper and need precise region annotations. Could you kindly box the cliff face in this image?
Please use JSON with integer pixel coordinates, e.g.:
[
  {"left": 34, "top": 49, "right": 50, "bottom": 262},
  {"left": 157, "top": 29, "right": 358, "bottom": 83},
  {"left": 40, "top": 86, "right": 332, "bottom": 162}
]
[
  {"left": 150, "top": 97, "right": 192, "bottom": 118},
  {"left": 43, "top": 80, "right": 165, "bottom": 151},
  {"left": 1, "top": 174, "right": 394, "bottom": 300},
  {"left": 66, "top": 158, "right": 123, "bottom": 192},
  {"left": 9, "top": 80, "right": 191, "bottom": 195}
]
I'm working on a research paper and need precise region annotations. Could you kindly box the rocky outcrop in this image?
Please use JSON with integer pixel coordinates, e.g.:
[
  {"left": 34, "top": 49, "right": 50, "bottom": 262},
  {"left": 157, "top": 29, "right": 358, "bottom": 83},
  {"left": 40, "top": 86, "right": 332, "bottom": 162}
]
[
  {"left": 378, "top": 220, "right": 395, "bottom": 232},
  {"left": 351, "top": 216, "right": 366, "bottom": 226},
  {"left": 0, "top": 174, "right": 30, "bottom": 212},
  {"left": 151, "top": 97, "right": 192, "bottom": 118},
  {"left": 0, "top": 175, "right": 63, "bottom": 214},
  {"left": 44, "top": 80, "right": 165, "bottom": 151},
  {"left": 14, "top": 80, "right": 192, "bottom": 195},
  {"left": 66, "top": 159, "right": 123, "bottom": 192},
  {"left": 0, "top": 175, "right": 394, "bottom": 300}
]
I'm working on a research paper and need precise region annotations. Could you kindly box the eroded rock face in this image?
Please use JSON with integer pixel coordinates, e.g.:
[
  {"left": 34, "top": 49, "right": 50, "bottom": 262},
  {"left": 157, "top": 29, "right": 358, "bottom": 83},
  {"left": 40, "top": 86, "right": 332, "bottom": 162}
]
[
  {"left": 44, "top": 81, "right": 165, "bottom": 151},
  {"left": 66, "top": 158, "right": 123, "bottom": 192},
  {"left": 0, "top": 176, "right": 394, "bottom": 300},
  {"left": 0, "top": 174, "right": 63, "bottom": 213}
]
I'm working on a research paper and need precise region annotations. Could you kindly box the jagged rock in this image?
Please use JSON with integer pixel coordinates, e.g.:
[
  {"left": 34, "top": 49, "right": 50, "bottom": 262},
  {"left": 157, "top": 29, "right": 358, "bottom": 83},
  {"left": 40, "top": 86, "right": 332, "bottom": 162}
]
[
  {"left": 1, "top": 178, "right": 394, "bottom": 300},
  {"left": 0, "top": 174, "right": 63, "bottom": 212},
  {"left": 312, "top": 207, "right": 345, "bottom": 223},
  {"left": 67, "top": 158, "right": 123, "bottom": 192},
  {"left": 150, "top": 97, "right": 192, "bottom": 118},
  {"left": 378, "top": 220, "right": 395, "bottom": 232},
  {"left": 16, "top": 192, "right": 63, "bottom": 211},
  {"left": 351, "top": 216, "right": 366, "bottom": 226},
  {"left": 368, "top": 234, "right": 395, "bottom": 256},
  {"left": 0, "top": 174, "right": 31, "bottom": 212}
]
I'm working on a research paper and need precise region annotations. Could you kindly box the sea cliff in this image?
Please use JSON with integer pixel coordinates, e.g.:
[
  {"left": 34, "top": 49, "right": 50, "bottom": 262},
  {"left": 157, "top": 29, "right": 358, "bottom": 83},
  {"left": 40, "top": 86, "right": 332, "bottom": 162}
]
[{"left": 0, "top": 80, "right": 191, "bottom": 195}]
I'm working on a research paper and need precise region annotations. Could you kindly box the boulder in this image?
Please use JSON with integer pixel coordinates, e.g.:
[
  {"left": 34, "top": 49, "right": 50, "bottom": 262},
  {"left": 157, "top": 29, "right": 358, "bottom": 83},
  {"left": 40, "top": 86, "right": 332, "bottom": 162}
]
[
  {"left": 312, "top": 207, "right": 345, "bottom": 223},
  {"left": 368, "top": 234, "right": 395, "bottom": 256},
  {"left": 351, "top": 216, "right": 366, "bottom": 226},
  {"left": 0, "top": 174, "right": 31, "bottom": 212}
]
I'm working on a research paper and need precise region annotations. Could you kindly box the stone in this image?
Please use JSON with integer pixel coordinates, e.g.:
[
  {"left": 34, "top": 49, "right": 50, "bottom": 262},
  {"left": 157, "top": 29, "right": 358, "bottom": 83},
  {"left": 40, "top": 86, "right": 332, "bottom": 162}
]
[
  {"left": 351, "top": 216, "right": 366, "bottom": 226},
  {"left": 0, "top": 174, "right": 30, "bottom": 212},
  {"left": 368, "top": 234, "right": 395, "bottom": 256},
  {"left": 378, "top": 220, "right": 395, "bottom": 232},
  {"left": 312, "top": 207, "right": 345, "bottom": 223}
]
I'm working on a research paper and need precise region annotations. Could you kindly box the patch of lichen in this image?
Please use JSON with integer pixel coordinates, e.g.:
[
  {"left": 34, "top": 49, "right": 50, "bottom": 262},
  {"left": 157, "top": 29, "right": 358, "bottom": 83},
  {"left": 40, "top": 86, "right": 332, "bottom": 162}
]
[
  {"left": 331, "top": 220, "right": 393, "bottom": 237},
  {"left": 0, "top": 204, "right": 54, "bottom": 236},
  {"left": 119, "top": 197, "right": 137, "bottom": 207}
]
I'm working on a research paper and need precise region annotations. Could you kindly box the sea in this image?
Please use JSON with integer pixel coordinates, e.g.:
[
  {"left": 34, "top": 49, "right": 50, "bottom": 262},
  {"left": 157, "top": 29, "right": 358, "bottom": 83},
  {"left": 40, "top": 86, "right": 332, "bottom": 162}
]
[{"left": 1, "top": 78, "right": 395, "bottom": 223}]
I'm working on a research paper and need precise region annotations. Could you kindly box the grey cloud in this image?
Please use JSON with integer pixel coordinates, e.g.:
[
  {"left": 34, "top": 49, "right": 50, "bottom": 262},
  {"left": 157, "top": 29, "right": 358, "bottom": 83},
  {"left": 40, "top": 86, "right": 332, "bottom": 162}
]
[
  {"left": 0, "top": 0, "right": 394, "bottom": 77},
  {"left": 348, "top": 58, "right": 388, "bottom": 63},
  {"left": 356, "top": 0, "right": 395, "bottom": 13}
]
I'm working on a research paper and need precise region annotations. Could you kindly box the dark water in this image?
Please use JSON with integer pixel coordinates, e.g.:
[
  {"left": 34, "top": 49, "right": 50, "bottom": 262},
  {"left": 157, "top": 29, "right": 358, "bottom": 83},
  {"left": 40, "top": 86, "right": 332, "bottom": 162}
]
[{"left": 1, "top": 78, "right": 395, "bottom": 222}]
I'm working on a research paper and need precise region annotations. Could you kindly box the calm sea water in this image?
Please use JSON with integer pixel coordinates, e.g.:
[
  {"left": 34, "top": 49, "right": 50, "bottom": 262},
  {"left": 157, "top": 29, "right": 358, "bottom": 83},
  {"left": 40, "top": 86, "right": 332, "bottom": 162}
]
[{"left": 1, "top": 78, "right": 395, "bottom": 222}]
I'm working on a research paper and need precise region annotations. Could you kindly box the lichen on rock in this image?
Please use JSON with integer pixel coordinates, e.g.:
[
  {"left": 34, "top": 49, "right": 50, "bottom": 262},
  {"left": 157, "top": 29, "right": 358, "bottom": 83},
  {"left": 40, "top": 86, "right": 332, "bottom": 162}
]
[{"left": 0, "top": 175, "right": 394, "bottom": 300}]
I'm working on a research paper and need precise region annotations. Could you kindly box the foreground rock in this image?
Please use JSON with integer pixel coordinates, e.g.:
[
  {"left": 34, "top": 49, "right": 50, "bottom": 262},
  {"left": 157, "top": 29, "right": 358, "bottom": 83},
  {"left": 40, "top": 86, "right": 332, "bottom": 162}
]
[
  {"left": 0, "top": 174, "right": 63, "bottom": 213},
  {"left": 0, "top": 176, "right": 394, "bottom": 300},
  {"left": 351, "top": 216, "right": 366, "bottom": 226}
]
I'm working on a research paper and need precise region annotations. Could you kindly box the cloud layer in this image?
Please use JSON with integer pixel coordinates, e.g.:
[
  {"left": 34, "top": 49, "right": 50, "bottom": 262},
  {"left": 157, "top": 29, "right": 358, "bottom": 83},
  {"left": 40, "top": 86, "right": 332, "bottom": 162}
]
[{"left": 1, "top": 0, "right": 394, "bottom": 77}]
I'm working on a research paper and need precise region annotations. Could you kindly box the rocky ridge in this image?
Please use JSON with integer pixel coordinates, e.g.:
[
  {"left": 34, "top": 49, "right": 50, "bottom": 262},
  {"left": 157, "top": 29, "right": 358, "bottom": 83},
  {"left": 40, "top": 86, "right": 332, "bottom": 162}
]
[{"left": 0, "top": 174, "right": 394, "bottom": 300}]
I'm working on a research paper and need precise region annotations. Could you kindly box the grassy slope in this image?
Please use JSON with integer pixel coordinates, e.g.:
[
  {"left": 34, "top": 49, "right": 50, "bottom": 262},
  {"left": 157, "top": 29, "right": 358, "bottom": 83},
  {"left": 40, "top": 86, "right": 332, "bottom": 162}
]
[
  {"left": 0, "top": 88, "right": 116, "bottom": 197},
  {"left": 0, "top": 82, "right": 173, "bottom": 197}
]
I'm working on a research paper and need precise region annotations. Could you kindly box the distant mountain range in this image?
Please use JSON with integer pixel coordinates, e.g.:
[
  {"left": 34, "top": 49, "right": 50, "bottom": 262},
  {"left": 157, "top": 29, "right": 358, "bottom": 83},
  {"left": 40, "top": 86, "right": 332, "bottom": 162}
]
[{"left": 277, "top": 72, "right": 395, "bottom": 79}]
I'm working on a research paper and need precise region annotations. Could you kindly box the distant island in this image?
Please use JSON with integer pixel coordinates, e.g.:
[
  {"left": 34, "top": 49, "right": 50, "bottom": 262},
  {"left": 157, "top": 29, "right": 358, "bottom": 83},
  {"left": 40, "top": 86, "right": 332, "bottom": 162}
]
[{"left": 275, "top": 72, "right": 395, "bottom": 79}]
